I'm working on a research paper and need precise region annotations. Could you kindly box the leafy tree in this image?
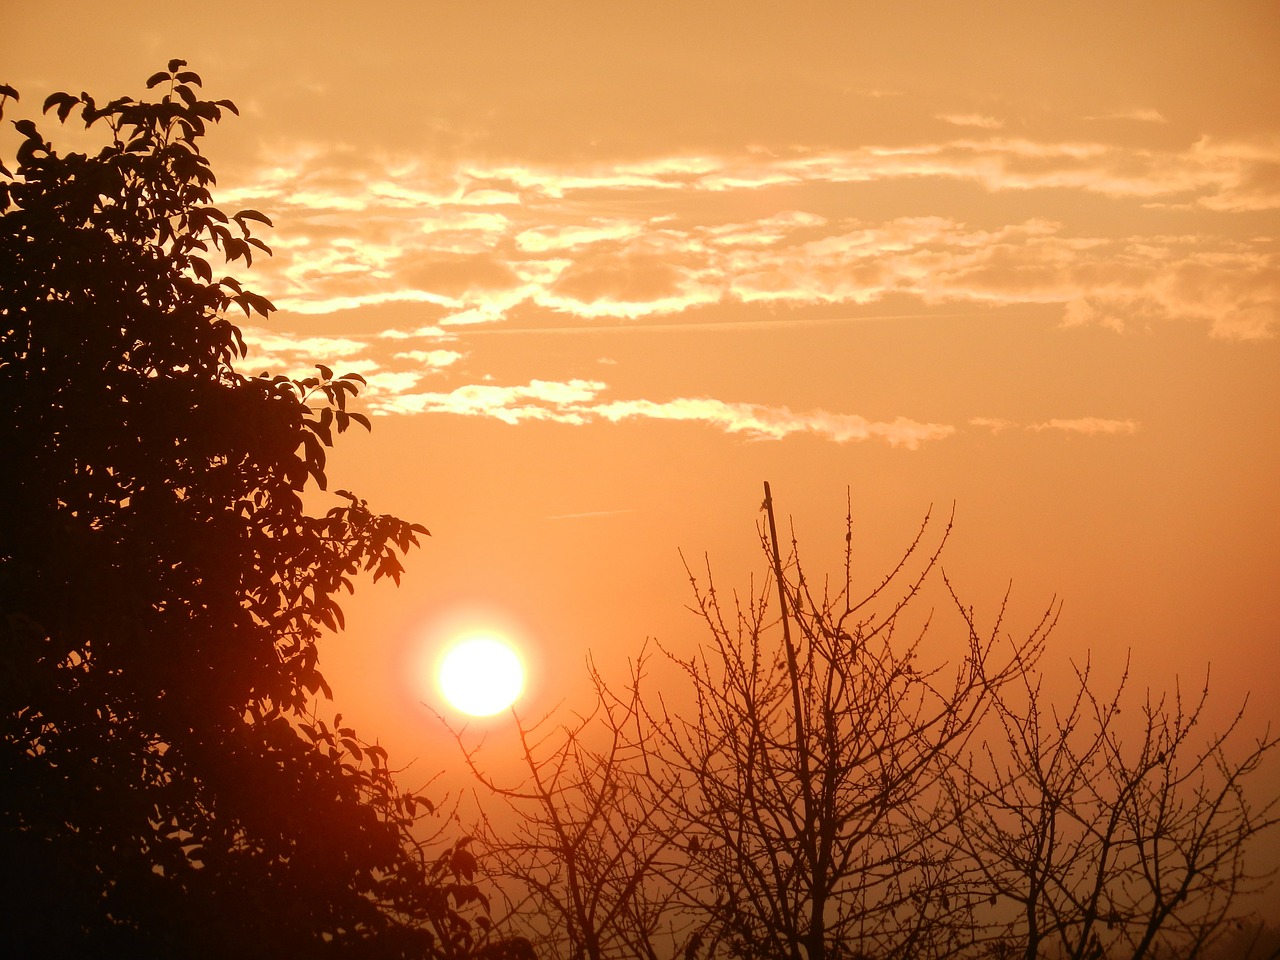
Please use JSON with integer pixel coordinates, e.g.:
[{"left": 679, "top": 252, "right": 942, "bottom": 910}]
[
  {"left": 453, "top": 485, "right": 1279, "bottom": 960},
  {"left": 0, "top": 66, "right": 489, "bottom": 958}
]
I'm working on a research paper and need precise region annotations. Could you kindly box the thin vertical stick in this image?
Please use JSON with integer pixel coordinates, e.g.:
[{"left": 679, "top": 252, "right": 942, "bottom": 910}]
[{"left": 763, "top": 482, "right": 814, "bottom": 840}]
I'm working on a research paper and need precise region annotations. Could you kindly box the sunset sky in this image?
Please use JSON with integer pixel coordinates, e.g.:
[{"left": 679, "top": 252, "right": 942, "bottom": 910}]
[{"left": 4, "top": 0, "right": 1278, "bottom": 861}]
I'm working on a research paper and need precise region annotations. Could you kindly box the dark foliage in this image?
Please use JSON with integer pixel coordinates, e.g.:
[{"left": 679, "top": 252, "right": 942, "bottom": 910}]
[{"left": 0, "top": 67, "right": 487, "bottom": 958}]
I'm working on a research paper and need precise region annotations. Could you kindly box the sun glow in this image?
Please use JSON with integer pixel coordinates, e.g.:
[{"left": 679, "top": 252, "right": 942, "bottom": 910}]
[{"left": 437, "top": 634, "right": 525, "bottom": 716}]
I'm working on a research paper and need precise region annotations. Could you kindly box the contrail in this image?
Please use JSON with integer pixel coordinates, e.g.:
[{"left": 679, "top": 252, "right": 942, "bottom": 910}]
[
  {"left": 543, "top": 508, "right": 638, "bottom": 521},
  {"left": 452, "top": 311, "right": 980, "bottom": 336},
  {"left": 257, "top": 311, "right": 982, "bottom": 345}
]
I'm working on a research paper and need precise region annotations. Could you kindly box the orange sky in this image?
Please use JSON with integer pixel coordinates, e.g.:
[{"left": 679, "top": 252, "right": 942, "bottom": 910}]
[{"left": 4, "top": 0, "right": 1279, "bottom": 871}]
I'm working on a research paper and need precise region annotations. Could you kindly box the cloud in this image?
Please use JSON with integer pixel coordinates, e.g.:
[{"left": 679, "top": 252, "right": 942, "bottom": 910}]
[
  {"left": 1190, "top": 137, "right": 1280, "bottom": 213},
  {"left": 1076, "top": 237, "right": 1280, "bottom": 340},
  {"left": 514, "top": 220, "right": 645, "bottom": 253},
  {"left": 1061, "top": 298, "right": 1126, "bottom": 333},
  {"left": 371, "top": 379, "right": 606, "bottom": 422},
  {"left": 217, "top": 134, "right": 1279, "bottom": 341},
  {"left": 370, "top": 378, "right": 954, "bottom": 449},
  {"left": 1208, "top": 305, "right": 1277, "bottom": 340},
  {"left": 230, "top": 131, "right": 1280, "bottom": 227},
  {"left": 236, "top": 324, "right": 462, "bottom": 405},
  {"left": 1028, "top": 418, "right": 1140, "bottom": 435},
  {"left": 972, "top": 417, "right": 1141, "bottom": 436},
  {"left": 969, "top": 417, "right": 1015, "bottom": 434},
  {"left": 590, "top": 398, "right": 955, "bottom": 448},
  {"left": 1085, "top": 108, "right": 1168, "bottom": 124},
  {"left": 239, "top": 328, "right": 370, "bottom": 363},
  {"left": 393, "top": 349, "right": 465, "bottom": 368},
  {"left": 232, "top": 322, "right": 1140, "bottom": 450},
  {"left": 279, "top": 289, "right": 462, "bottom": 317},
  {"left": 937, "top": 113, "right": 1004, "bottom": 130},
  {"left": 542, "top": 250, "right": 722, "bottom": 319}
]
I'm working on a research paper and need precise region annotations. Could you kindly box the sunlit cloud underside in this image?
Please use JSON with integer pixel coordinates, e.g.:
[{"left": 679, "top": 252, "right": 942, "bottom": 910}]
[
  {"left": 224, "top": 133, "right": 1279, "bottom": 337},
  {"left": 242, "top": 330, "right": 1139, "bottom": 449},
  {"left": 225, "top": 129, "right": 1272, "bottom": 444}
]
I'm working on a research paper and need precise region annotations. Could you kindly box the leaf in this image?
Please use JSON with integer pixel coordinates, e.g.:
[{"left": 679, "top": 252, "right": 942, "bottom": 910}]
[
  {"left": 176, "top": 71, "right": 203, "bottom": 86},
  {"left": 232, "top": 290, "right": 274, "bottom": 318},
  {"left": 42, "top": 92, "right": 79, "bottom": 123},
  {"left": 235, "top": 208, "right": 273, "bottom": 226},
  {"left": 167, "top": 58, "right": 187, "bottom": 73},
  {"left": 0, "top": 84, "right": 18, "bottom": 100},
  {"left": 145, "top": 71, "right": 171, "bottom": 89},
  {"left": 309, "top": 408, "right": 333, "bottom": 447},
  {"left": 316, "top": 363, "right": 333, "bottom": 380},
  {"left": 242, "top": 291, "right": 274, "bottom": 316},
  {"left": 450, "top": 846, "right": 477, "bottom": 882},
  {"left": 452, "top": 884, "right": 484, "bottom": 907}
]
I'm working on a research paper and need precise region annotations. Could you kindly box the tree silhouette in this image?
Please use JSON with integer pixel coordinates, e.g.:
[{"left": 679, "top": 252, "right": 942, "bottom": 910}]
[
  {"left": 954, "top": 656, "right": 1280, "bottom": 958},
  {"left": 453, "top": 486, "right": 1279, "bottom": 960},
  {"left": 448, "top": 654, "right": 688, "bottom": 960},
  {"left": 0, "top": 66, "right": 486, "bottom": 958}
]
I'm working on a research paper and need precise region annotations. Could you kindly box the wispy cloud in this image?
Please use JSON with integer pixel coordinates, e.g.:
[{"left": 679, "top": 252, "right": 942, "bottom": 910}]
[
  {"left": 367, "top": 377, "right": 953, "bottom": 449},
  {"left": 369, "top": 379, "right": 603, "bottom": 423},
  {"left": 234, "top": 326, "right": 1141, "bottom": 449},
  {"left": 936, "top": 113, "right": 1004, "bottom": 130},
  {"left": 589, "top": 397, "right": 955, "bottom": 448},
  {"left": 969, "top": 417, "right": 1016, "bottom": 434},
  {"left": 237, "top": 324, "right": 464, "bottom": 398},
  {"left": 1028, "top": 418, "right": 1140, "bottom": 435},
  {"left": 226, "top": 132, "right": 1280, "bottom": 226},
  {"left": 1084, "top": 108, "right": 1168, "bottom": 124},
  {"left": 971, "top": 416, "right": 1140, "bottom": 436},
  {"left": 515, "top": 220, "right": 645, "bottom": 253}
]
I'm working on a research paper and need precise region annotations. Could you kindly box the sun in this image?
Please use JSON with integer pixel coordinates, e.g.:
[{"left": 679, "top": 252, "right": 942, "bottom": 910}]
[{"left": 437, "top": 634, "right": 525, "bottom": 716}]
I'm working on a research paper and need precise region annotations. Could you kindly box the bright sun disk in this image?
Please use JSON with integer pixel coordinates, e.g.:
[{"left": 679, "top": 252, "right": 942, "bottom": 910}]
[{"left": 438, "top": 635, "right": 524, "bottom": 716}]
